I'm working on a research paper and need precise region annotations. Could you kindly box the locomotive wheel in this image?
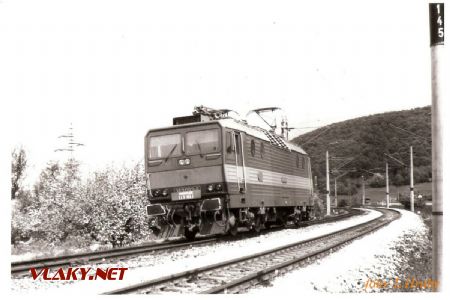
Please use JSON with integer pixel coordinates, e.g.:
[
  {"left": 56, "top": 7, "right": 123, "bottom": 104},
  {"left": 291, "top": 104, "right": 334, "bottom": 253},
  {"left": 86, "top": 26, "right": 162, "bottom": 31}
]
[
  {"left": 228, "top": 212, "right": 238, "bottom": 236},
  {"left": 252, "top": 215, "right": 262, "bottom": 234},
  {"left": 184, "top": 227, "right": 198, "bottom": 241},
  {"left": 230, "top": 224, "right": 238, "bottom": 236}
]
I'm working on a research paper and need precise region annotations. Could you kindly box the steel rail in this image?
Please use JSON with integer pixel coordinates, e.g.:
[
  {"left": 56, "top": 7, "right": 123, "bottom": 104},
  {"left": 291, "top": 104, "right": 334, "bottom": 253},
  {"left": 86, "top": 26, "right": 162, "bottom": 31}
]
[
  {"left": 103, "top": 208, "right": 397, "bottom": 294},
  {"left": 206, "top": 209, "right": 399, "bottom": 294},
  {"left": 11, "top": 209, "right": 362, "bottom": 277},
  {"left": 11, "top": 237, "right": 217, "bottom": 275}
]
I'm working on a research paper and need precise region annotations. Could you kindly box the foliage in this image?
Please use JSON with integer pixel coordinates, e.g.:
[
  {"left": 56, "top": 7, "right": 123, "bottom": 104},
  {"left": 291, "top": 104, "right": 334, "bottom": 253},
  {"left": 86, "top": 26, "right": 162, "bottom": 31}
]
[
  {"left": 312, "top": 193, "right": 325, "bottom": 217},
  {"left": 292, "top": 106, "right": 431, "bottom": 194},
  {"left": 338, "top": 199, "right": 348, "bottom": 207},
  {"left": 11, "top": 147, "right": 27, "bottom": 200},
  {"left": 11, "top": 160, "right": 152, "bottom": 248},
  {"left": 83, "top": 164, "right": 151, "bottom": 246},
  {"left": 398, "top": 193, "right": 426, "bottom": 209}
]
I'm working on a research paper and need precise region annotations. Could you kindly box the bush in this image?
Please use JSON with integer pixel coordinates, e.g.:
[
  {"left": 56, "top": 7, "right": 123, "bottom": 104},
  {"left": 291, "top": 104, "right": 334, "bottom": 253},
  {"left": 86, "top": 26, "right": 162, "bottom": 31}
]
[
  {"left": 338, "top": 199, "right": 348, "bottom": 207},
  {"left": 83, "top": 164, "right": 151, "bottom": 246},
  {"left": 11, "top": 160, "right": 152, "bottom": 249}
]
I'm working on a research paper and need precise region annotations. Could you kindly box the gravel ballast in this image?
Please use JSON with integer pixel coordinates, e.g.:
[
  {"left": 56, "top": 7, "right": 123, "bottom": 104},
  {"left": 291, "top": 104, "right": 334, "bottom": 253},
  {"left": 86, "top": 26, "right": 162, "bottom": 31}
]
[
  {"left": 249, "top": 208, "right": 433, "bottom": 294},
  {"left": 12, "top": 208, "right": 425, "bottom": 294}
]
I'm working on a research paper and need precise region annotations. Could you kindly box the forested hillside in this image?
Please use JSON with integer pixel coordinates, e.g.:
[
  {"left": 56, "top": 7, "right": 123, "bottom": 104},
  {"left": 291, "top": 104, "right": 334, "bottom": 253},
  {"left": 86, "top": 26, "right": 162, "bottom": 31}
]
[{"left": 292, "top": 106, "right": 431, "bottom": 194}]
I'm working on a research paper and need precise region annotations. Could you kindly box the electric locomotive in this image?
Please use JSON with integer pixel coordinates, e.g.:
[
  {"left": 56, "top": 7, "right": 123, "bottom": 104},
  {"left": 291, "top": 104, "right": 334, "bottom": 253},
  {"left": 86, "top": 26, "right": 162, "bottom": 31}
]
[{"left": 145, "top": 106, "right": 314, "bottom": 239}]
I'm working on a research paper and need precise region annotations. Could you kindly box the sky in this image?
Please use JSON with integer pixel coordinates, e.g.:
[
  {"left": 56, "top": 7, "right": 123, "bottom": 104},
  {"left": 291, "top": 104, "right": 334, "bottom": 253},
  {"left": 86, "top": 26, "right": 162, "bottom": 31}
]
[{"left": 0, "top": 0, "right": 436, "bottom": 186}]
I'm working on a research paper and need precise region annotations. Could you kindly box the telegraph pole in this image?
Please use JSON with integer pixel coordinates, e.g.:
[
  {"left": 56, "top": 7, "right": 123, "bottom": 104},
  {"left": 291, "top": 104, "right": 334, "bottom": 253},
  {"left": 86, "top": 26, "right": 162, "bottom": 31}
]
[
  {"left": 326, "top": 151, "right": 331, "bottom": 216},
  {"left": 410, "top": 146, "right": 415, "bottom": 212},
  {"left": 385, "top": 162, "right": 389, "bottom": 208},
  {"left": 429, "top": 2, "right": 444, "bottom": 289}
]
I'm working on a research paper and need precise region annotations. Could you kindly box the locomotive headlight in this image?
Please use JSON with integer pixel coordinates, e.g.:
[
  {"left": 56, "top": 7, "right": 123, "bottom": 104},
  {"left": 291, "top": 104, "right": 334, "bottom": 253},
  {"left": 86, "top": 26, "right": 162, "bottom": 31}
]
[
  {"left": 178, "top": 158, "right": 191, "bottom": 166},
  {"left": 152, "top": 189, "right": 161, "bottom": 197},
  {"left": 215, "top": 183, "right": 223, "bottom": 191},
  {"left": 207, "top": 184, "right": 214, "bottom": 192},
  {"left": 162, "top": 189, "right": 168, "bottom": 197}
]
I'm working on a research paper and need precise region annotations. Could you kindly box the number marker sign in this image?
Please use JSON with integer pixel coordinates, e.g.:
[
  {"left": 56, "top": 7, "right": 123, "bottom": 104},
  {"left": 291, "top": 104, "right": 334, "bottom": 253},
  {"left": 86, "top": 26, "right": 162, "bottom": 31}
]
[{"left": 429, "top": 3, "right": 444, "bottom": 46}]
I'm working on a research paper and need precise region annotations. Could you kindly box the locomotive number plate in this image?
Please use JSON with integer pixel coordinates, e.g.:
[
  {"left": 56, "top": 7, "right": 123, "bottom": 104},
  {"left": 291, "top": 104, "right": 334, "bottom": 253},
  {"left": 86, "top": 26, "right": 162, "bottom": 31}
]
[{"left": 171, "top": 189, "right": 201, "bottom": 200}]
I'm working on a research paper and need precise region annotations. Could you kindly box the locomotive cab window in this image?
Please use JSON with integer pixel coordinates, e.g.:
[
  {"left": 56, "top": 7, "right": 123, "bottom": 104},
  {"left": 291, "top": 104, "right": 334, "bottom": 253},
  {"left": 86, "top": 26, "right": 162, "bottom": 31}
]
[
  {"left": 234, "top": 132, "right": 241, "bottom": 154},
  {"left": 226, "top": 131, "right": 234, "bottom": 153},
  {"left": 185, "top": 129, "right": 219, "bottom": 155},
  {"left": 149, "top": 134, "right": 181, "bottom": 159}
]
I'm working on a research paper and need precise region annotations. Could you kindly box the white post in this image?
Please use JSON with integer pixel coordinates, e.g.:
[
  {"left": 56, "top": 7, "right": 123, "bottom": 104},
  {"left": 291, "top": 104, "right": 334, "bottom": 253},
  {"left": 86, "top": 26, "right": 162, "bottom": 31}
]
[
  {"left": 308, "top": 157, "right": 314, "bottom": 195},
  {"left": 362, "top": 176, "right": 365, "bottom": 206},
  {"left": 334, "top": 178, "right": 338, "bottom": 207},
  {"left": 429, "top": 2, "right": 444, "bottom": 289},
  {"left": 386, "top": 162, "right": 389, "bottom": 208},
  {"left": 326, "top": 151, "right": 330, "bottom": 216},
  {"left": 410, "top": 146, "right": 415, "bottom": 212}
]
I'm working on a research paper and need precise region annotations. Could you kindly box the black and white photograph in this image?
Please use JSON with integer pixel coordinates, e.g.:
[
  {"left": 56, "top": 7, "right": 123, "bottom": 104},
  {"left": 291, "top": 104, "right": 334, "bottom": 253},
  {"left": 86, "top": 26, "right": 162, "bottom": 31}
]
[{"left": 1, "top": 0, "right": 447, "bottom": 297}]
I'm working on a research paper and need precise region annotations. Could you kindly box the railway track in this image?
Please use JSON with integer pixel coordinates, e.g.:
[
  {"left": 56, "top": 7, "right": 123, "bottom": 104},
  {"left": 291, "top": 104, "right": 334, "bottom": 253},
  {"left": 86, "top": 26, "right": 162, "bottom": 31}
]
[
  {"left": 104, "top": 208, "right": 399, "bottom": 294},
  {"left": 11, "top": 209, "right": 362, "bottom": 277},
  {"left": 11, "top": 237, "right": 217, "bottom": 276}
]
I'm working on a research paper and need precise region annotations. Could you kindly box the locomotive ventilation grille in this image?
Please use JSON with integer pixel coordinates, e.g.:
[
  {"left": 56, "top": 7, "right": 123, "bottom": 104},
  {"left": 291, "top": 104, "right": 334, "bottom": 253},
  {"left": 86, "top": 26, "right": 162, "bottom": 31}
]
[{"left": 261, "top": 130, "right": 290, "bottom": 150}]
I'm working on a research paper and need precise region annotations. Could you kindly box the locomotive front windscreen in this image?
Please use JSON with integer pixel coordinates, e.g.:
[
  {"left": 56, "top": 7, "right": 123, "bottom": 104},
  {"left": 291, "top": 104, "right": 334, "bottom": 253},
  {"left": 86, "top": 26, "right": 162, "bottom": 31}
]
[
  {"left": 148, "top": 128, "right": 220, "bottom": 160},
  {"left": 185, "top": 129, "right": 219, "bottom": 155},
  {"left": 149, "top": 133, "right": 181, "bottom": 159}
]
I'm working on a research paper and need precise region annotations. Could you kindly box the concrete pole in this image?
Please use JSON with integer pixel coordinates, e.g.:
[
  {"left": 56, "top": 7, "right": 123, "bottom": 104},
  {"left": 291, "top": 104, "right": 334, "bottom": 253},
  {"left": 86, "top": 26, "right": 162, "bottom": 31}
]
[
  {"left": 334, "top": 178, "right": 338, "bottom": 207},
  {"left": 362, "top": 176, "right": 365, "bottom": 206},
  {"left": 326, "top": 151, "right": 331, "bottom": 216},
  {"left": 309, "top": 157, "right": 314, "bottom": 195},
  {"left": 385, "top": 162, "right": 389, "bottom": 208},
  {"left": 410, "top": 146, "right": 415, "bottom": 212},
  {"left": 429, "top": 2, "right": 444, "bottom": 289}
]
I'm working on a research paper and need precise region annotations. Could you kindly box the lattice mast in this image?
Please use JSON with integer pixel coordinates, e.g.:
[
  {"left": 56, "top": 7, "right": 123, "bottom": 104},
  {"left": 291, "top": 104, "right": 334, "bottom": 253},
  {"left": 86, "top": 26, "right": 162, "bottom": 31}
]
[{"left": 54, "top": 123, "right": 85, "bottom": 160}]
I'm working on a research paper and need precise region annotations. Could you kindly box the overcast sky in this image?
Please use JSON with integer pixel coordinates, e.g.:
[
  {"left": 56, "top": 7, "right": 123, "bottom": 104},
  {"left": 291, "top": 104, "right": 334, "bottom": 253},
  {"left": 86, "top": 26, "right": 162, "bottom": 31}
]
[{"left": 1, "top": 0, "right": 434, "bottom": 185}]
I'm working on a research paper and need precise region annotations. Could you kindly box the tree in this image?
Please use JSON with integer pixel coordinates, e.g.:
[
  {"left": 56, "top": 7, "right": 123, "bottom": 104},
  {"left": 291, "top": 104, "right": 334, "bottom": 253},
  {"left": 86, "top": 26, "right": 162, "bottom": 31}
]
[
  {"left": 32, "top": 159, "right": 84, "bottom": 243},
  {"left": 292, "top": 106, "right": 431, "bottom": 186},
  {"left": 393, "top": 172, "right": 405, "bottom": 186},
  {"left": 84, "top": 163, "right": 149, "bottom": 246},
  {"left": 11, "top": 147, "right": 27, "bottom": 199},
  {"left": 12, "top": 159, "right": 152, "bottom": 247}
]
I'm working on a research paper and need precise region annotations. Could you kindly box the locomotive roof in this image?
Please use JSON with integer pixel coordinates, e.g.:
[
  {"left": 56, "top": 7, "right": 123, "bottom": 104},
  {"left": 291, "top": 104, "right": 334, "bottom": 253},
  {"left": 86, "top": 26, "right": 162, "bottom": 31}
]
[
  {"left": 217, "top": 118, "right": 308, "bottom": 155},
  {"left": 146, "top": 118, "right": 308, "bottom": 155}
]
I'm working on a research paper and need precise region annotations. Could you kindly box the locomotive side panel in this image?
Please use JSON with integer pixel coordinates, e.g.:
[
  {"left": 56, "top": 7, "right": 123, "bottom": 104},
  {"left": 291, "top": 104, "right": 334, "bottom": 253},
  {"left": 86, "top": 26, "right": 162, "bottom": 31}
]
[{"left": 223, "top": 129, "right": 313, "bottom": 208}]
